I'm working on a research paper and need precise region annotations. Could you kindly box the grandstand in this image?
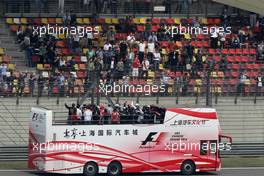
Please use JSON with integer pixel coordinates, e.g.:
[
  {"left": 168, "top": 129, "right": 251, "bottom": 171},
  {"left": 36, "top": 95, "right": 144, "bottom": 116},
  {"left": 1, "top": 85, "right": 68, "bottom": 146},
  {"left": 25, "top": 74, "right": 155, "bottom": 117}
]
[{"left": 0, "top": 0, "right": 263, "bottom": 148}]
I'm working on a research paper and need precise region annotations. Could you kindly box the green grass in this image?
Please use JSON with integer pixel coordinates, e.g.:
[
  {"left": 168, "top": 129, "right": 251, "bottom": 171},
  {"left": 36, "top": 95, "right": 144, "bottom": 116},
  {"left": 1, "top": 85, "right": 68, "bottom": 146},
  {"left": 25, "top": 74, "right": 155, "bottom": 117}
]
[
  {"left": 0, "top": 157, "right": 264, "bottom": 170},
  {"left": 0, "top": 161, "right": 28, "bottom": 169},
  {"left": 222, "top": 157, "right": 264, "bottom": 167}
]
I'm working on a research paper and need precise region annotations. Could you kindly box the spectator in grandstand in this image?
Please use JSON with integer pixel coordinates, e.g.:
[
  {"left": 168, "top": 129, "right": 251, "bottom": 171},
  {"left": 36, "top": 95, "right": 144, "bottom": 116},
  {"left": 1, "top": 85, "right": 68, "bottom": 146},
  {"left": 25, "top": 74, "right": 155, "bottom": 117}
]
[
  {"left": 76, "top": 104, "right": 82, "bottom": 122},
  {"left": 67, "top": 73, "right": 75, "bottom": 96},
  {"left": 210, "top": 27, "right": 218, "bottom": 49},
  {"left": 18, "top": 73, "right": 26, "bottom": 96},
  {"left": 16, "top": 26, "right": 24, "bottom": 44},
  {"left": 111, "top": 108, "right": 120, "bottom": 124},
  {"left": 219, "top": 56, "right": 228, "bottom": 73},
  {"left": 168, "top": 49, "right": 179, "bottom": 71},
  {"left": 116, "top": 59, "right": 124, "bottom": 80},
  {"left": 62, "top": 10, "right": 71, "bottom": 25},
  {"left": 153, "top": 48, "right": 161, "bottom": 71},
  {"left": 0, "top": 63, "right": 7, "bottom": 82},
  {"left": 257, "top": 41, "right": 264, "bottom": 60},
  {"left": 141, "top": 57, "right": 150, "bottom": 79},
  {"left": 138, "top": 40, "right": 146, "bottom": 63},
  {"left": 219, "top": 32, "right": 226, "bottom": 49},
  {"left": 106, "top": 27, "right": 116, "bottom": 45},
  {"left": 99, "top": 104, "right": 106, "bottom": 125},
  {"left": 70, "top": 10, "right": 76, "bottom": 26},
  {"left": 86, "top": 47, "right": 95, "bottom": 60},
  {"left": 127, "top": 33, "right": 136, "bottom": 45},
  {"left": 37, "top": 75, "right": 45, "bottom": 97},
  {"left": 58, "top": 73, "right": 65, "bottom": 96},
  {"left": 28, "top": 73, "right": 36, "bottom": 97},
  {"left": 256, "top": 73, "right": 263, "bottom": 96},
  {"left": 73, "top": 34, "right": 80, "bottom": 54},
  {"left": 132, "top": 56, "right": 140, "bottom": 79},
  {"left": 147, "top": 39, "right": 155, "bottom": 62},
  {"left": 148, "top": 32, "right": 158, "bottom": 43},
  {"left": 238, "top": 71, "right": 248, "bottom": 96},
  {"left": 83, "top": 106, "right": 93, "bottom": 125},
  {"left": 21, "top": 34, "right": 30, "bottom": 51},
  {"left": 65, "top": 103, "right": 77, "bottom": 125},
  {"left": 231, "top": 34, "right": 240, "bottom": 48}
]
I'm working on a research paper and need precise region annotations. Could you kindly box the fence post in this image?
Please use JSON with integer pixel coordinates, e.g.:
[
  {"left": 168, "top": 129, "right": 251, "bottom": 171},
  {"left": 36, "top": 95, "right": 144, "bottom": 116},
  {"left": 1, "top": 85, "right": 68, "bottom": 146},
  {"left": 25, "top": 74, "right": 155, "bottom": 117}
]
[
  {"left": 156, "top": 93, "right": 159, "bottom": 105},
  {"left": 234, "top": 84, "right": 238, "bottom": 104},
  {"left": 116, "top": 92, "right": 119, "bottom": 104},
  {"left": 215, "top": 88, "right": 218, "bottom": 105},
  {"left": 136, "top": 92, "right": 139, "bottom": 104},
  {"left": 56, "top": 93, "right": 59, "bottom": 105},
  {"left": 77, "top": 85, "right": 80, "bottom": 105},
  {"left": 195, "top": 90, "right": 199, "bottom": 104},
  {"left": 254, "top": 85, "right": 257, "bottom": 104},
  {"left": 16, "top": 93, "right": 19, "bottom": 106}
]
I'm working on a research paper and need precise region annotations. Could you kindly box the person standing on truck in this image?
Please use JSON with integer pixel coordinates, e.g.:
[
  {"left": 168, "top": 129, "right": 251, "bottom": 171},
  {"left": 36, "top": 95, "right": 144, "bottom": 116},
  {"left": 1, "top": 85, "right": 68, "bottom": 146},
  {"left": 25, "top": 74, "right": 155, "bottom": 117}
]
[
  {"left": 65, "top": 103, "right": 77, "bottom": 124},
  {"left": 83, "top": 106, "right": 93, "bottom": 125},
  {"left": 111, "top": 108, "right": 120, "bottom": 124},
  {"left": 76, "top": 104, "right": 82, "bottom": 124}
]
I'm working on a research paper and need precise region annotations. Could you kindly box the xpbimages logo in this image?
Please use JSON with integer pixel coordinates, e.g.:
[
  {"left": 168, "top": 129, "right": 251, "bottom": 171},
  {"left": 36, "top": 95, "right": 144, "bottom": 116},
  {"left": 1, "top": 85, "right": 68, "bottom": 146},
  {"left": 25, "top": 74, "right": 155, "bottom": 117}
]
[
  {"left": 99, "top": 82, "right": 166, "bottom": 95},
  {"left": 32, "top": 24, "right": 100, "bottom": 37},
  {"left": 165, "top": 24, "right": 232, "bottom": 37}
]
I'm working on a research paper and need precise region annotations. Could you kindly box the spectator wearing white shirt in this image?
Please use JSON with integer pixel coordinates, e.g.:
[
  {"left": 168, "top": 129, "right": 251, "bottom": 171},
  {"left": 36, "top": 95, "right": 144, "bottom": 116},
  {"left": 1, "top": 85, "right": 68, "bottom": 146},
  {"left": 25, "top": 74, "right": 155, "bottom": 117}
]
[
  {"left": 147, "top": 39, "right": 155, "bottom": 63},
  {"left": 153, "top": 48, "right": 161, "bottom": 71},
  {"left": 103, "top": 41, "right": 112, "bottom": 51},
  {"left": 76, "top": 104, "right": 82, "bottom": 122},
  {"left": 83, "top": 106, "right": 93, "bottom": 125},
  {"left": 138, "top": 40, "right": 146, "bottom": 63},
  {"left": 127, "top": 33, "right": 135, "bottom": 46},
  {"left": 210, "top": 27, "right": 218, "bottom": 49},
  {"left": 141, "top": 57, "right": 150, "bottom": 79}
]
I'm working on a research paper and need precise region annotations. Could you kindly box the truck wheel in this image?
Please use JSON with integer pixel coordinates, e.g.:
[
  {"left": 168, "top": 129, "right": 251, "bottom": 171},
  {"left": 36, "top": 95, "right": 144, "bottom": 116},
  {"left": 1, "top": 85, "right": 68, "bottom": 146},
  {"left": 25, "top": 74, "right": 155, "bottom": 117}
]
[
  {"left": 107, "top": 161, "right": 122, "bottom": 176},
  {"left": 181, "top": 160, "right": 195, "bottom": 175},
  {"left": 83, "top": 162, "right": 98, "bottom": 176}
]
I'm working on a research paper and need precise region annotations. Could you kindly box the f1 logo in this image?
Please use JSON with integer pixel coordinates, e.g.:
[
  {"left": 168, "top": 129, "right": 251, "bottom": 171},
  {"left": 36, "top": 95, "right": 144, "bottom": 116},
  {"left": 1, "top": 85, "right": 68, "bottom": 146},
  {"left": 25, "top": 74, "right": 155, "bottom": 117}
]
[
  {"left": 141, "top": 132, "right": 167, "bottom": 145},
  {"left": 141, "top": 132, "right": 158, "bottom": 145}
]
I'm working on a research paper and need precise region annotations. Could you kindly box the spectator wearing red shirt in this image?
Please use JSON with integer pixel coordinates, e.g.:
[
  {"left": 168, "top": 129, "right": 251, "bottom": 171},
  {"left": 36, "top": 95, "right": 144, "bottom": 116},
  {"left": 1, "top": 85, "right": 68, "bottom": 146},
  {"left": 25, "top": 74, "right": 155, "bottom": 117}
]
[
  {"left": 132, "top": 57, "right": 140, "bottom": 79},
  {"left": 99, "top": 104, "right": 106, "bottom": 125},
  {"left": 111, "top": 108, "right": 120, "bottom": 124}
]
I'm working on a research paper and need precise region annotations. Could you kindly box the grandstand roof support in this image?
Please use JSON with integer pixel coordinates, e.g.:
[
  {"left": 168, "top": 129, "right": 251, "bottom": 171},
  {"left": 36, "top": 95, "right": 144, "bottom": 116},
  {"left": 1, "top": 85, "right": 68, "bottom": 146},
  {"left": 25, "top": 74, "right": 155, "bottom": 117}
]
[{"left": 213, "top": 0, "right": 264, "bottom": 15}]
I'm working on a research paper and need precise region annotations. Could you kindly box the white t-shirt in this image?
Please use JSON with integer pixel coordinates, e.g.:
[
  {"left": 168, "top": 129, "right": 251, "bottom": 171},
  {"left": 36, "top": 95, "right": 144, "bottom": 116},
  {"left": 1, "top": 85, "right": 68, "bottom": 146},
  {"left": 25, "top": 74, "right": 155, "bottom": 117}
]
[
  {"left": 142, "top": 60, "right": 150, "bottom": 71},
  {"left": 77, "top": 108, "right": 82, "bottom": 119},
  {"left": 139, "top": 42, "right": 146, "bottom": 52},
  {"left": 127, "top": 35, "right": 135, "bottom": 42},
  {"left": 147, "top": 42, "right": 155, "bottom": 53},
  {"left": 153, "top": 52, "right": 161, "bottom": 61},
  {"left": 83, "top": 110, "right": 93, "bottom": 121},
  {"left": 104, "top": 43, "right": 112, "bottom": 51}
]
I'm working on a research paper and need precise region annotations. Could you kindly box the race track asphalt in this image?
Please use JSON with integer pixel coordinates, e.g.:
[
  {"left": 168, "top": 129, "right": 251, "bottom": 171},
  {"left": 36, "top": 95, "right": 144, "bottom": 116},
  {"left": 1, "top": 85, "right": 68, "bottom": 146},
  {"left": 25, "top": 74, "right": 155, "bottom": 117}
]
[{"left": 0, "top": 167, "right": 264, "bottom": 176}]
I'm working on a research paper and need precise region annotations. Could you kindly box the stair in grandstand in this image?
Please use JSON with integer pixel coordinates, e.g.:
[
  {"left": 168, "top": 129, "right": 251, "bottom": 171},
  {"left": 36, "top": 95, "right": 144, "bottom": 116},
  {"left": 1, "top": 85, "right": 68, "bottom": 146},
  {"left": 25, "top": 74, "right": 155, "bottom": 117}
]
[{"left": 0, "top": 18, "right": 29, "bottom": 71}]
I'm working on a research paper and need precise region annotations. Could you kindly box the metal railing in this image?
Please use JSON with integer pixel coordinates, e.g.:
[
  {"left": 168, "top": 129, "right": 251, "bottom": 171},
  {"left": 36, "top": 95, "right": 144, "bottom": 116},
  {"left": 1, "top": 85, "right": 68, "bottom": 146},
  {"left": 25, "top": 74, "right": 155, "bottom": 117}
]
[{"left": 1, "top": 143, "right": 264, "bottom": 161}]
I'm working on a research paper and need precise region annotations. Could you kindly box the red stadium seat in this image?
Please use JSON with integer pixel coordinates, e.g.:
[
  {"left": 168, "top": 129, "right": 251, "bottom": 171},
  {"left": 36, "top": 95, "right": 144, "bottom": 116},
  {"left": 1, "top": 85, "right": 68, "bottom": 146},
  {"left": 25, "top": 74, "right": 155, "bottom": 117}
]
[
  {"left": 232, "top": 64, "right": 240, "bottom": 70},
  {"left": 208, "top": 48, "right": 216, "bottom": 55},
  {"left": 221, "top": 49, "right": 228, "bottom": 55},
  {"left": 166, "top": 18, "right": 175, "bottom": 24},
  {"left": 229, "top": 49, "right": 236, "bottom": 55},
  {"left": 137, "top": 25, "right": 145, "bottom": 32},
  {"left": 152, "top": 18, "right": 160, "bottom": 24},
  {"left": 33, "top": 18, "right": 41, "bottom": 25},
  {"left": 227, "top": 56, "right": 234, "bottom": 63},
  {"left": 250, "top": 48, "right": 256, "bottom": 55},
  {"left": 242, "top": 48, "right": 250, "bottom": 55},
  {"left": 236, "top": 48, "right": 242, "bottom": 55},
  {"left": 151, "top": 26, "right": 159, "bottom": 32}
]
